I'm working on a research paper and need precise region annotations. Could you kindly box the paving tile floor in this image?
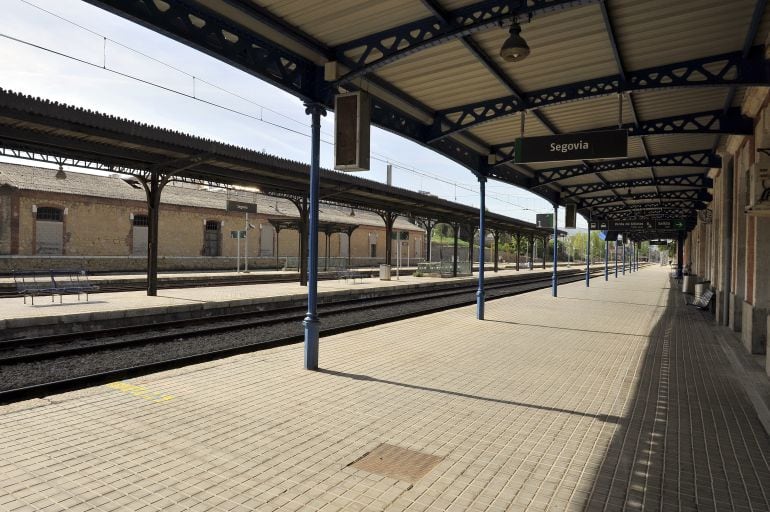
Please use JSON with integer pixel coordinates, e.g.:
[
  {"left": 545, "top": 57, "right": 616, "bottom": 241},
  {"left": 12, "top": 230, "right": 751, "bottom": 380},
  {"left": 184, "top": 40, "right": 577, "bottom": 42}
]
[{"left": 0, "top": 266, "right": 769, "bottom": 511}]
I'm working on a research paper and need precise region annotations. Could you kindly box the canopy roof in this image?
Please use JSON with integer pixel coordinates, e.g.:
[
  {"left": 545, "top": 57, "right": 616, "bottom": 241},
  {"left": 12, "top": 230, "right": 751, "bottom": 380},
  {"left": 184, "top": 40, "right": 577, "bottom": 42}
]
[
  {"left": 0, "top": 88, "right": 552, "bottom": 236},
  {"left": 86, "top": 0, "right": 770, "bottom": 239}
]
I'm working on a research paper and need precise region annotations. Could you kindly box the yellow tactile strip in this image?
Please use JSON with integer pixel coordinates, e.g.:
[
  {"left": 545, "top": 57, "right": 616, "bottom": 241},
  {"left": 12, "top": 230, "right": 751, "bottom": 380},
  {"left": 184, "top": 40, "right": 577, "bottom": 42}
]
[{"left": 350, "top": 443, "right": 443, "bottom": 484}]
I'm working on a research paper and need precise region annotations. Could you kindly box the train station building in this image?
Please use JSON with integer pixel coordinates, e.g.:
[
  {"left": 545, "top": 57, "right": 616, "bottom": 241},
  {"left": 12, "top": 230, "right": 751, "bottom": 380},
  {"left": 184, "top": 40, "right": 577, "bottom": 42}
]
[{"left": 0, "top": 162, "right": 426, "bottom": 272}]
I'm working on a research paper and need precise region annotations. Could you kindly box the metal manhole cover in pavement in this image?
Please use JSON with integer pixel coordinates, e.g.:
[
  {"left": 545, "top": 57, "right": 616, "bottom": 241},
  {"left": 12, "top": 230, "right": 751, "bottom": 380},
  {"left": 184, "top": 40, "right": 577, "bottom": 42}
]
[{"left": 349, "top": 443, "right": 443, "bottom": 483}]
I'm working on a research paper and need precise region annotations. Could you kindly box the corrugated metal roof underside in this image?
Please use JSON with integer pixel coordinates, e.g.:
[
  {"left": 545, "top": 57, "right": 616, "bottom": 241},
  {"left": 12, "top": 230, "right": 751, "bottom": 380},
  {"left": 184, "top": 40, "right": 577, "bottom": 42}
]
[
  {"left": 610, "top": 0, "right": 770, "bottom": 70},
  {"left": 64, "top": 1, "right": 770, "bottom": 228}
]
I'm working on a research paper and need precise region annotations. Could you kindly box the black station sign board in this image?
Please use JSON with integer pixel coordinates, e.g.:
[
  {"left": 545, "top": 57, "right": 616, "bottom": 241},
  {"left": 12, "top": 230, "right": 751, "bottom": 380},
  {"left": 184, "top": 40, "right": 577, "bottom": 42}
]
[
  {"left": 536, "top": 213, "right": 554, "bottom": 229},
  {"left": 226, "top": 200, "right": 257, "bottom": 214},
  {"left": 589, "top": 219, "right": 687, "bottom": 231},
  {"left": 514, "top": 129, "right": 628, "bottom": 164}
]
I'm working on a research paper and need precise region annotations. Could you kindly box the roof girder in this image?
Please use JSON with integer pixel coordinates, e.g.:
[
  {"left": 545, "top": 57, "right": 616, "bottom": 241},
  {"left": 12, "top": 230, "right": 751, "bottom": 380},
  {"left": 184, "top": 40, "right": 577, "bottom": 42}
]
[
  {"left": 579, "top": 189, "right": 712, "bottom": 208},
  {"left": 332, "top": 0, "right": 597, "bottom": 85},
  {"left": 561, "top": 173, "right": 713, "bottom": 198},
  {"left": 591, "top": 203, "right": 706, "bottom": 215},
  {"left": 534, "top": 150, "right": 720, "bottom": 187},
  {"left": 490, "top": 108, "right": 752, "bottom": 166},
  {"left": 430, "top": 47, "right": 769, "bottom": 141}
]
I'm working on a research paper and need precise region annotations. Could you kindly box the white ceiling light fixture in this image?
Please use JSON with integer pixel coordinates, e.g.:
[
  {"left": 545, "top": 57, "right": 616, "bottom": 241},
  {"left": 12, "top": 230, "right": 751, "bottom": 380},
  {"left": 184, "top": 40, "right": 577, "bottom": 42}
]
[{"left": 500, "top": 21, "right": 530, "bottom": 62}]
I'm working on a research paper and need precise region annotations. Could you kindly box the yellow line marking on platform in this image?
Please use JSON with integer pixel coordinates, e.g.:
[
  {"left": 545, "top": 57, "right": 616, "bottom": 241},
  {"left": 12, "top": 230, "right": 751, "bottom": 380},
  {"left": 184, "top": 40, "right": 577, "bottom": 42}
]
[{"left": 105, "top": 381, "right": 174, "bottom": 403}]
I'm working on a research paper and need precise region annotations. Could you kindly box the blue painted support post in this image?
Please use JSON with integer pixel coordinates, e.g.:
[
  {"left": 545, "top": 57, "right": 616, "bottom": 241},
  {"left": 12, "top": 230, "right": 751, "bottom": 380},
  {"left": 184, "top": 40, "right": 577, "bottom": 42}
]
[
  {"left": 303, "top": 102, "right": 325, "bottom": 371},
  {"left": 604, "top": 240, "right": 609, "bottom": 281},
  {"left": 676, "top": 232, "right": 684, "bottom": 279},
  {"left": 622, "top": 241, "right": 626, "bottom": 275},
  {"left": 552, "top": 205, "right": 558, "bottom": 297},
  {"left": 585, "top": 225, "right": 591, "bottom": 287},
  {"left": 615, "top": 241, "right": 619, "bottom": 278},
  {"left": 476, "top": 176, "right": 486, "bottom": 320}
]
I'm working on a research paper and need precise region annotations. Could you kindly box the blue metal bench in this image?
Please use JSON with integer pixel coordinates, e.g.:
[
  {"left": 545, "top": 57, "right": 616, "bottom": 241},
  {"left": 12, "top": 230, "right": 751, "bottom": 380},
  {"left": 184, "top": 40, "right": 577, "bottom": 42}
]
[
  {"left": 685, "top": 288, "right": 714, "bottom": 310},
  {"left": 337, "top": 270, "right": 367, "bottom": 283},
  {"left": 13, "top": 270, "right": 99, "bottom": 305}
]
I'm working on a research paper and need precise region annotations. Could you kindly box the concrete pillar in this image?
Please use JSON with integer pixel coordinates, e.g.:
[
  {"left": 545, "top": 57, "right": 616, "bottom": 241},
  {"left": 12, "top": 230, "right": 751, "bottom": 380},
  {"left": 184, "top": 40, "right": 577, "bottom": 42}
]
[
  {"left": 731, "top": 143, "right": 750, "bottom": 332},
  {"left": 718, "top": 160, "right": 734, "bottom": 326}
]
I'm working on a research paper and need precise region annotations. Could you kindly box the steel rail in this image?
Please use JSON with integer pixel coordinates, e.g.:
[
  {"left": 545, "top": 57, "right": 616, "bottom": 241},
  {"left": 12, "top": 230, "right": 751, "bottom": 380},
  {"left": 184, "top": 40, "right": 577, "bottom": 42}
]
[{"left": 0, "top": 269, "right": 621, "bottom": 403}]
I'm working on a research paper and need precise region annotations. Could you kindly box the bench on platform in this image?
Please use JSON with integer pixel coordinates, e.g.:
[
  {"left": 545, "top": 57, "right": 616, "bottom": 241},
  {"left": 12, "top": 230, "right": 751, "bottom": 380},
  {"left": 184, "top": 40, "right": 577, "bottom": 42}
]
[
  {"left": 337, "top": 270, "right": 367, "bottom": 284},
  {"left": 13, "top": 270, "right": 99, "bottom": 305},
  {"left": 685, "top": 288, "right": 714, "bottom": 310}
]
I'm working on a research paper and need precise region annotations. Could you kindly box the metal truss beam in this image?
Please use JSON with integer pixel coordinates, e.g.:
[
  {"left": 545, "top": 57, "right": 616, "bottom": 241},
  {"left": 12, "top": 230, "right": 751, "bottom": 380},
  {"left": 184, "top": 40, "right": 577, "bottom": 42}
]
[
  {"left": 0, "top": 145, "right": 113, "bottom": 171},
  {"left": 332, "top": 0, "right": 596, "bottom": 84},
  {"left": 561, "top": 173, "right": 713, "bottom": 197},
  {"left": 490, "top": 108, "right": 751, "bottom": 166},
  {"left": 579, "top": 190, "right": 712, "bottom": 208},
  {"left": 535, "top": 150, "right": 720, "bottom": 187},
  {"left": 431, "top": 48, "right": 769, "bottom": 140},
  {"left": 86, "top": 0, "right": 319, "bottom": 100},
  {"left": 592, "top": 202, "right": 707, "bottom": 215}
]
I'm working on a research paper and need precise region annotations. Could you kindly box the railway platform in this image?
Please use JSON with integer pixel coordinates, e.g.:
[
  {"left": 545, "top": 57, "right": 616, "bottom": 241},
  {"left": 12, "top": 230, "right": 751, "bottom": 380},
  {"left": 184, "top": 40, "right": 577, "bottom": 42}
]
[
  {"left": 0, "top": 267, "right": 568, "bottom": 341},
  {"left": 1, "top": 266, "right": 769, "bottom": 511}
]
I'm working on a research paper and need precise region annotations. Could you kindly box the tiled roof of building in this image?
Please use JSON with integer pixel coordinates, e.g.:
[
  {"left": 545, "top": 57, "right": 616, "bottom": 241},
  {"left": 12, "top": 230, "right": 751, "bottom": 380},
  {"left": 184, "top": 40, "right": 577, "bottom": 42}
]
[{"left": 0, "top": 163, "right": 422, "bottom": 231}]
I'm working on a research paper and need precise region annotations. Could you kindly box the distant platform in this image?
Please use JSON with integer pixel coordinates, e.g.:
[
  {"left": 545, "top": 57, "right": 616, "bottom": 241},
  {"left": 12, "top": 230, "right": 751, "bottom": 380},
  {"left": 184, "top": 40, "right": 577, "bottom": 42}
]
[{"left": 0, "top": 267, "right": 560, "bottom": 340}]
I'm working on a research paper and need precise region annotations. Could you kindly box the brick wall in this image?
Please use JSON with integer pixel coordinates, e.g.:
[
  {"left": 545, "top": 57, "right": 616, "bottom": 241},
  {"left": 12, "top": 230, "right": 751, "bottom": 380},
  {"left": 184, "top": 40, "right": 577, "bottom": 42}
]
[{"left": 5, "top": 189, "right": 424, "bottom": 271}]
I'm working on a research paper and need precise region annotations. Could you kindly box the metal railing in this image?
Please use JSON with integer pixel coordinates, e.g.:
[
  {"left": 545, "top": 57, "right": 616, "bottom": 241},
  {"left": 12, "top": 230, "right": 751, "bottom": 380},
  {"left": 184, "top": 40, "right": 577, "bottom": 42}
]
[{"left": 416, "top": 261, "right": 471, "bottom": 276}]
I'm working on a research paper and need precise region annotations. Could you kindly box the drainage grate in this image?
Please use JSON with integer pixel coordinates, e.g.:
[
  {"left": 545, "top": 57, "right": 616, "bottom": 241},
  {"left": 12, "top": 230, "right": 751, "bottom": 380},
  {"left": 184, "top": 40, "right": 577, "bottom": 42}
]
[{"left": 349, "top": 443, "right": 443, "bottom": 483}]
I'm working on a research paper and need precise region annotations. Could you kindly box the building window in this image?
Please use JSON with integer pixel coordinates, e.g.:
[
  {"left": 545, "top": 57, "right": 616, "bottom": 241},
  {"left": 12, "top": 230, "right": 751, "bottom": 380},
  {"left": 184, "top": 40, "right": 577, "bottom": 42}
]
[
  {"left": 36, "top": 207, "right": 63, "bottom": 221},
  {"left": 204, "top": 220, "right": 221, "bottom": 256},
  {"left": 35, "top": 206, "right": 64, "bottom": 255},
  {"left": 132, "top": 214, "right": 149, "bottom": 256}
]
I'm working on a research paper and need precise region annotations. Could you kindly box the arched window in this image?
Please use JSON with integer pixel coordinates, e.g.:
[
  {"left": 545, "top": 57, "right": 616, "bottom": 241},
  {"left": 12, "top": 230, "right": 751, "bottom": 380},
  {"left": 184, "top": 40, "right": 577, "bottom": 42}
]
[
  {"left": 132, "top": 214, "right": 149, "bottom": 256},
  {"left": 203, "top": 220, "right": 221, "bottom": 256}
]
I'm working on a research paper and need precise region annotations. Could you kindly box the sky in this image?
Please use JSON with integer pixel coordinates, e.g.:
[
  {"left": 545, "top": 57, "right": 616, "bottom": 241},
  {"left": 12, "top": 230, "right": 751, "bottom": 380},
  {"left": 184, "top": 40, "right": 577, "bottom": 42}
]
[{"left": 0, "top": 0, "right": 578, "bottom": 228}]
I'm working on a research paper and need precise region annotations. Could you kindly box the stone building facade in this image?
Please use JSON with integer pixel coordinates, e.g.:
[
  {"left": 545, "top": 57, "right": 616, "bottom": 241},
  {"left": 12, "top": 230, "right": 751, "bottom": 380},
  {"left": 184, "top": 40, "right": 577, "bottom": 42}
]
[
  {"left": 684, "top": 85, "right": 770, "bottom": 377},
  {"left": 0, "top": 163, "right": 425, "bottom": 272}
]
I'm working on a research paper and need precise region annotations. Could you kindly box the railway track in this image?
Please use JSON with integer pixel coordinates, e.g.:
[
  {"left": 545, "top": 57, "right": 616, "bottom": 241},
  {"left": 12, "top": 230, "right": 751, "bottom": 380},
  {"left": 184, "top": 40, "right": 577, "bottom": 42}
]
[{"left": 0, "top": 269, "right": 605, "bottom": 403}]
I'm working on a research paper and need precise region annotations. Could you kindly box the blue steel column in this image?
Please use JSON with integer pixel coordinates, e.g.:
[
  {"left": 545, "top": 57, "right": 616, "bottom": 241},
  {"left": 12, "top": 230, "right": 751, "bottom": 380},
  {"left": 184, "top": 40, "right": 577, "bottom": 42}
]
[
  {"left": 604, "top": 240, "right": 609, "bottom": 281},
  {"left": 676, "top": 232, "right": 684, "bottom": 278},
  {"left": 552, "top": 205, "right": 558, "bottom": 297},
  {"left": 585, "top": 225, "right": 591, "bottom": 287},
  {"left": 477, "top": 176, "right": 486, "bottom": 319},
  {"left": 303, "top": 102, "right": 325, "bottom": 371},
  {"left": 615, "top": 241, "right": 619, "bottom": 278}
]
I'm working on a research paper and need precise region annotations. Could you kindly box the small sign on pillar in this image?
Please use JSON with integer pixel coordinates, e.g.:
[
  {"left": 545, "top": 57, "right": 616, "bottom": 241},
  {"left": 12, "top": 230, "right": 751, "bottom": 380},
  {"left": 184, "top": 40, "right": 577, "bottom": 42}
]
[{"left": 334, "top": 91, "right": 370, "bottom": 171}]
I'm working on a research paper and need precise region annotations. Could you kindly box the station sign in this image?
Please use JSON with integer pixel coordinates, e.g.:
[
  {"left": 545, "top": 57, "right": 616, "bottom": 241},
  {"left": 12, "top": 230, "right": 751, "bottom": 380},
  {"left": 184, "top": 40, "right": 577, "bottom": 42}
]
[
  {"left": 226, "top": 200, "right": 257, "bottom": 214},
  {"left": 649, "top": 240, "right": 670, "bottom": 246},
  {"left": 390, "top": 231, "right": 409, "bottom": 240},
  {"left": 230, "top": 230, "right": 246, "bottom": 239},
  {"left": 514, "top": 129, "right": 627, "bottom": 164},
  {"left": 536, "top": 213, "right": 554, "bottom": 229},
  {"left": 589, "top": 219, "right": 687, "bottom": 231}
]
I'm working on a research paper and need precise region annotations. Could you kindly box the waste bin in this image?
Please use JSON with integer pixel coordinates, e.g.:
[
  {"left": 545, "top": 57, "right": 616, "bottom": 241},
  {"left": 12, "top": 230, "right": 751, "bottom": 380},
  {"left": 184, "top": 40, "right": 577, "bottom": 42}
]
[
  {"left": 682, "top": 275, "right": 696, "bottom": 294},
  {"left": 379, "top": 264, "right": 391, "bottom": 281}
]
